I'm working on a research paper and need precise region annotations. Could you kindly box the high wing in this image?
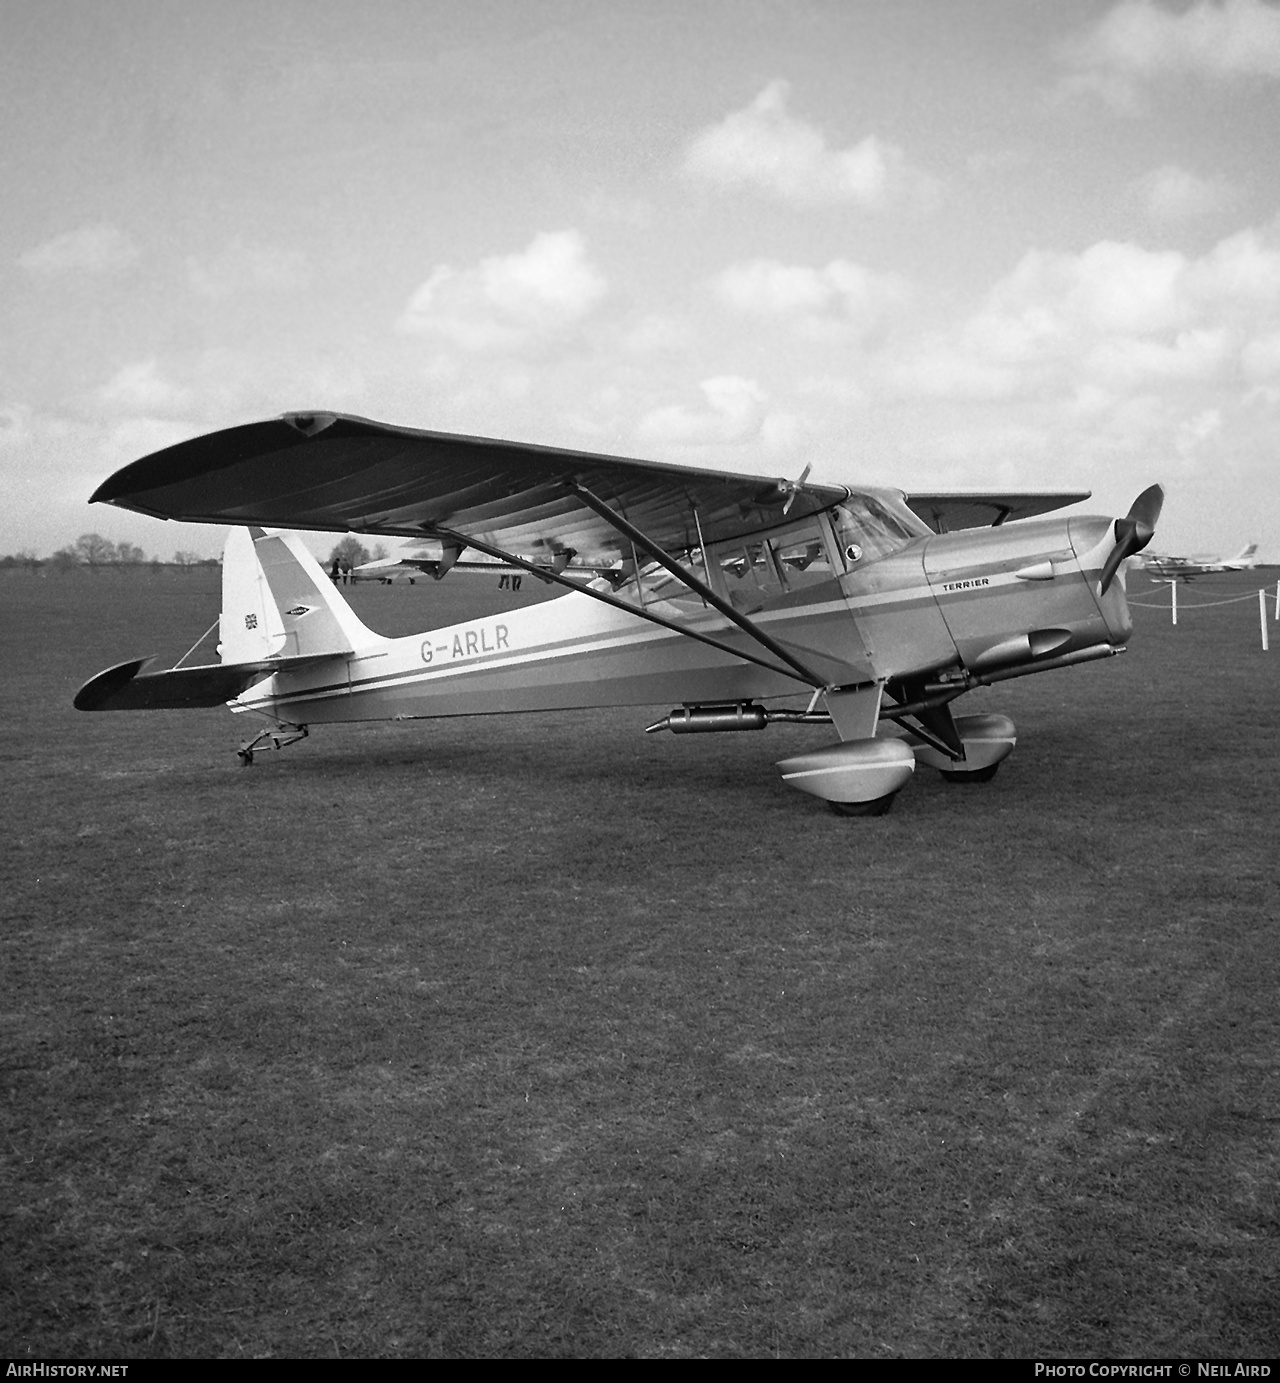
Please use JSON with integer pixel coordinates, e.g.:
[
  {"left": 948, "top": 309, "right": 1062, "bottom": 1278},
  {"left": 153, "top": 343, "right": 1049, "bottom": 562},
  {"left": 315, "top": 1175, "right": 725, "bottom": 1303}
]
[
  {"left": 91, "top": 412, "right": 851, "bottom": 557},
  {"left": 905, "top": 492, "right": 1091, "bottom": 533}
]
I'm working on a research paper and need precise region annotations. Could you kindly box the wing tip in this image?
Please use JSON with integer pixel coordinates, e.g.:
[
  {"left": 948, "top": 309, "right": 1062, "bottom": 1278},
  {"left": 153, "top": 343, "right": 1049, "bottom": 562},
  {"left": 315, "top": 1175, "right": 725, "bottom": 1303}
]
[{"left": 74, "top": 657, "right": 157, "bottom": 711}]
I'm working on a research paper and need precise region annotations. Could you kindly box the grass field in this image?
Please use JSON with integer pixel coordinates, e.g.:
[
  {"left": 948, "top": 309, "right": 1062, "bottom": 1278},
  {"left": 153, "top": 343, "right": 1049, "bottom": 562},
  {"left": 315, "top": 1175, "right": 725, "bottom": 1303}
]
[{"left": 2, "top": 565, "right": 1278, "bottom": 1358}]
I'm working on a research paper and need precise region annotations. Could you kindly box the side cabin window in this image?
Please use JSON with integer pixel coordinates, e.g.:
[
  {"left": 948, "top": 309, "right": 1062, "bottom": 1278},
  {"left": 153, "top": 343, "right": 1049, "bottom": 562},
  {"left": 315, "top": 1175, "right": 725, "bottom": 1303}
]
[
  {"left": 831, "top": 493, "right": 928, "bottom": 570},
  {"left": 620, "top": 547, "right": 712, "bottom": 613},
  {"left": 718, "top": 520, "right": 836, "bottom": 613}
]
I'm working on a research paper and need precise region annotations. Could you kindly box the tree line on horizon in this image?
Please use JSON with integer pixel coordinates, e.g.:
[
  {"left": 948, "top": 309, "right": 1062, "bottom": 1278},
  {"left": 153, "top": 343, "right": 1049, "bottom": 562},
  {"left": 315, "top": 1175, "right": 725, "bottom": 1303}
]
[
  {"left": 0, "top": 533, "right": 387, "bottom": 573},
  {"left": 0, "top": 533, "right": 215, "bottom": 572}
]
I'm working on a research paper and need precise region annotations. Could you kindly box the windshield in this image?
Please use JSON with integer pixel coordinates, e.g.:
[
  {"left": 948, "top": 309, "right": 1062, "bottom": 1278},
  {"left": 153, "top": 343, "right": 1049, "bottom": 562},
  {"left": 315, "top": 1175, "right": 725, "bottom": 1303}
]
[{"left": 832, "top": 491, "right": 929, "bottom": 567}]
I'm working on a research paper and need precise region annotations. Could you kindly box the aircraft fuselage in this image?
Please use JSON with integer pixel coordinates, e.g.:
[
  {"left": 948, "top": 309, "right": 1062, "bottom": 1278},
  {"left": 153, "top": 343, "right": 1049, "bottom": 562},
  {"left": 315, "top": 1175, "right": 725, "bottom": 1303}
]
[{"left": 236, "top": 512, "right": 1132, "bottom": 725}]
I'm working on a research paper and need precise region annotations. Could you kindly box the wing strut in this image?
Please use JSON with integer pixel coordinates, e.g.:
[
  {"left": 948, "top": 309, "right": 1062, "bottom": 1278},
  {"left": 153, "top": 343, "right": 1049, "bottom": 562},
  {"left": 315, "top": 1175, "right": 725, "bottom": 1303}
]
[
  {"left": 566, "top": 480, "right": 825, "bottom": 688},
  {"left": 427, "top": 526, "right": 820, "bottom": 687}
]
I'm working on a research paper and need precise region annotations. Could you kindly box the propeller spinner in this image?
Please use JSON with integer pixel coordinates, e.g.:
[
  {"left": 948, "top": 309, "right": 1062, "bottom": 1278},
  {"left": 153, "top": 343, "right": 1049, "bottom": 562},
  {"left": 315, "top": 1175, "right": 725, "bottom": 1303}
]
[{"left": 1098, "top": 484, "right": 1164, "bottom": 595}]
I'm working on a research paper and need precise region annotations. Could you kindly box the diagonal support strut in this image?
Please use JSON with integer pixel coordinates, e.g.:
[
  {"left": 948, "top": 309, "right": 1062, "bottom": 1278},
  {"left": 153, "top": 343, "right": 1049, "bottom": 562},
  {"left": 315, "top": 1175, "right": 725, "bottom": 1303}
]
[
  {"left": 425, "top": 526, "right": 818, "bottom": 686},
  {"left": 566, "top": 479, "right": 826, "bottom": 687}
]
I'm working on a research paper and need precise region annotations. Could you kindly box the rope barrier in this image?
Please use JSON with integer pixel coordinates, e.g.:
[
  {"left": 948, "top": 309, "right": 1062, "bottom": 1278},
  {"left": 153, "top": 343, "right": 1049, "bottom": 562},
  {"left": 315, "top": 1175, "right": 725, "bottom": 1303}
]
[
  {"left": 1126, "top": 579, "right": 1275, "bottom": 648},
  {"left": 1128, "top": 590, "right": 1264, "bottom": 610}
]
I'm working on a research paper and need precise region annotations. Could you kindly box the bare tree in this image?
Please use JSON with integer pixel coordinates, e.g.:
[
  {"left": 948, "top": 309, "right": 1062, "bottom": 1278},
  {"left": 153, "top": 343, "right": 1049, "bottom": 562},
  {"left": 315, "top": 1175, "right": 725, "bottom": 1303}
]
[
  {"left": 327, "top": 535, "right": 372, "bottom": 568},
  {"left": 115, "top": 541, "right": 147, "bottom": 564},
  {"left": 74, "top": 533, "right": 117, "bottom": 567}
]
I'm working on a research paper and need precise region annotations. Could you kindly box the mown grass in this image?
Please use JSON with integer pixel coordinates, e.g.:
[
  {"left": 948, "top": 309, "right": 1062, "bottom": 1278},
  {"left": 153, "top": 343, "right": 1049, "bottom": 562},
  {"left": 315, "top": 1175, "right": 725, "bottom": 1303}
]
[{"left": 2, "top": 566, "right": 1277, "bottom": 1357}]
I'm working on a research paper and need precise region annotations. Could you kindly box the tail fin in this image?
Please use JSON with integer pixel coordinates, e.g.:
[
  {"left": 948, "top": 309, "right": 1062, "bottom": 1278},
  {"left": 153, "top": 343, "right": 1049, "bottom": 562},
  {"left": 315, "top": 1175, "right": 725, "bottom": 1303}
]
[
  {"left": 218, "top": 528, "right": 382, "bottom": 663},
  {"left": 219, "top": 528, "right": 286, "bottom": 661}
]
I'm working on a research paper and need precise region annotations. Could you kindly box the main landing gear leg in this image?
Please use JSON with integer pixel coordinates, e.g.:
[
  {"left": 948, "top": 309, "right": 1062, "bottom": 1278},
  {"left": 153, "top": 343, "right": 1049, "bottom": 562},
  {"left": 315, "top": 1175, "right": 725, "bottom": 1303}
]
[
  {"left": 900, "top": 713, "right": 1018, "bottom": 785},
  {"left": 237, "top": 721, "right": 308, "bottom": 766}
]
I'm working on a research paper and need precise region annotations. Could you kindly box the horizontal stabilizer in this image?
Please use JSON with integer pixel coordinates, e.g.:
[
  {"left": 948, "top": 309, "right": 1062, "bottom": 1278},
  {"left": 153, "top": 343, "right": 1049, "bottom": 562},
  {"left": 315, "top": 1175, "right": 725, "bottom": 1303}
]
[{"left": 74, "top": 654, "right": 337, "bottom": 712}]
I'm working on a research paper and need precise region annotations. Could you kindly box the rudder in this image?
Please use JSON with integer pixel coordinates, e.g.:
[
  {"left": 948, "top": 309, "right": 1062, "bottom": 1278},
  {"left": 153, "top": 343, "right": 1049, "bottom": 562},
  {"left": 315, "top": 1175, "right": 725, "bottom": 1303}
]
[{"left": 219, "top": 528, "right": 383, "bottom": 661}]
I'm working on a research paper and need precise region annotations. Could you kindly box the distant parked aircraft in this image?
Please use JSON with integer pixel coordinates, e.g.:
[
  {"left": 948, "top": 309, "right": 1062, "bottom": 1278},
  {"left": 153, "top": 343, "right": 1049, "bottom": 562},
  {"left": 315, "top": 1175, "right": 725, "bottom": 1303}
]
[
  {"left": 1140, "top": 543, "right": 1260, "bottom": 581},
  {"left": 353, "top": 539, "right": 622, "bottom": 587}
]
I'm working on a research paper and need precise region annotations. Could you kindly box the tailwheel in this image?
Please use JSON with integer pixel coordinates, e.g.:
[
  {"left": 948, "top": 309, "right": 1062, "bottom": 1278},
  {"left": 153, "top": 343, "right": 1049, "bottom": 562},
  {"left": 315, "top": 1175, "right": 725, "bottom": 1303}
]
[
  {"left": 940, "top": 762, "right": 1001, "bottom": 784},
  {"left": 237, "top": 721, "right": 308, "bottom": 765},
  {"left": 828, "top": 792, "right": 898, "bottom": 818}
]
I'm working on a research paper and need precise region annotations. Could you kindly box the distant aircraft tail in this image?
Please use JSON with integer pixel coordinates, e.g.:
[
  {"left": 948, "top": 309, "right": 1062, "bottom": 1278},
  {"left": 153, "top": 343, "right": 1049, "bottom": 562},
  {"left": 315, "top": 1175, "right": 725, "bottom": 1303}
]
[
  {"left": 1234, "top": 543, "right": 1259, "bottom": 565},
  {"left": 218, "top": 527, "right": 380, "bottom": 662}
]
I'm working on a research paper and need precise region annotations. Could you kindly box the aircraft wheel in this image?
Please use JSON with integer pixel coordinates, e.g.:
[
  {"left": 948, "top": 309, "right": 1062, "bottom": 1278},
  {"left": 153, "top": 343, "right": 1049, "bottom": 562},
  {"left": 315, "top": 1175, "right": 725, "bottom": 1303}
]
[
  {"left": 238, "top": 749, "right": 255, "bottom": 767},
  {"left": 940, "top": 763, "right": 1000, "bottom": 784},
  {"left": 828, "top": 792, "right": 897, "bottom": 818}
]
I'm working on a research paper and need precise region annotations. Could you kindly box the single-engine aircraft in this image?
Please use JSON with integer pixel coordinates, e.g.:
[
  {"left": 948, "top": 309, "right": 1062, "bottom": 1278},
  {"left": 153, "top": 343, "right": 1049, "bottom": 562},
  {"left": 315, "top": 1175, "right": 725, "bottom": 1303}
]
[
  {"left": 75, "top": 412, "right": 1163, "bottom": 816},
  {"left": 1140, "top": 542, "right": 1259, "bottom": 582}
]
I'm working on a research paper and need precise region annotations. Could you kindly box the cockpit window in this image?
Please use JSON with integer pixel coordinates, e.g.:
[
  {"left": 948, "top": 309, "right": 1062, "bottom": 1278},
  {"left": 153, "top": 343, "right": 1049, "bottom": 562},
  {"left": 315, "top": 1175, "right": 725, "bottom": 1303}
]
[
  {"left": 717, "top": 522, "right": 836, "bottom": 611},
  {"left": 832, "top": 493, "right": 928, "bottom": 568},
  {"left": 773, "top": 535, "right": 831, "bottom": 585}
]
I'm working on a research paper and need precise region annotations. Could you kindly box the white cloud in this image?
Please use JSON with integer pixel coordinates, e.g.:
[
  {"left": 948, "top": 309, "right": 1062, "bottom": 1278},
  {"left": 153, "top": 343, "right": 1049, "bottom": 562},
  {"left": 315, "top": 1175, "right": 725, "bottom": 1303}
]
[
  {"left": 1242, "top": 328, "right": 1280, "bottom": 379},
  {"left": 18, "top": 223, "right": 140, "bottom": 277},
  {"left": 682, "top": 80, "right": 938, "bottom": 209},
  {"left": 186, "top": 241, "right": 310, "bottom": 298},
  {"left": 94, "top": 360, "right": 195, "bottom": 416},
  {"left": 1084, "top": 327, "right": 1233, "bottom": 385},
  {"left": 1063, "top": 0, "right": 1280, "bottom": 104},
  {"left": 0, "top": 403, "right": 33, "bottom": 448},
  {"left": 1133, "top": 164, "right": 1233, "bottom": 220},
  {"left": 999, "top": 241, "right": 1190, "bottom": 340},
  {"left": 884, "top": 225, "right": 1280, "bottom": 401},
  {"left": 98, "top": 416, "right": 198, "bottom": 469},
  {"left": 882, "top": 345, "right": 1022, "bottom": 402},
  {"left": 636, "top": 376, "right": 768, "bottom": 447},
  {"left": 1174, "top": 406, "right": 1224, "bottom": 460},
  {"left": 581, "top": 192, "right": 654, "bottom": 228},
  {"left": 619, "top": 313, "right": 692, "bottom": 355},
  {"left": 712, "top": 257, "right": 907, "bottom": 339},
  {"left": 397, "top": 230, "right": 608, "bottom": 352}
]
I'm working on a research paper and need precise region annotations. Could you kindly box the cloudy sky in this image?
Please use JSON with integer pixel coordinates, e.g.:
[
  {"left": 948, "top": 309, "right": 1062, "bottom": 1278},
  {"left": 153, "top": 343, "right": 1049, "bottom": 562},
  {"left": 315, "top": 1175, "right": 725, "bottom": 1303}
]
[{"left": 4, "top": 0, "right": 1280, "bottom": 561}]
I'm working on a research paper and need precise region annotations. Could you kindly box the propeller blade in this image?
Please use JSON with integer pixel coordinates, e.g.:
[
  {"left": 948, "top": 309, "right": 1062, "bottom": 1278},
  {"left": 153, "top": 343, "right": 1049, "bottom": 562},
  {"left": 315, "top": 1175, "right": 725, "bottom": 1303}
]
[
  {"left": 1099, "top": 483, "right": 1164, "bottom": 594},
  {"left": 1127, "top": 482, "right": 1164, "bottom": 533},
  {"left": 781, "top": 463, "right": 812, "bottom": 516}
]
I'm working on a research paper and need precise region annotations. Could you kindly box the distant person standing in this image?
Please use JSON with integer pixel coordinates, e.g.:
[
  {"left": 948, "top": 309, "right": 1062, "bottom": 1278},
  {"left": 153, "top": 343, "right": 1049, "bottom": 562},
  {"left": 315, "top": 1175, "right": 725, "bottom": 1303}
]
[
  {"left": 340, "top": 557, "right": 352, "bottom": 585},
  {"left": 330, "top": 557, "right": 341, "bottom": 584}
]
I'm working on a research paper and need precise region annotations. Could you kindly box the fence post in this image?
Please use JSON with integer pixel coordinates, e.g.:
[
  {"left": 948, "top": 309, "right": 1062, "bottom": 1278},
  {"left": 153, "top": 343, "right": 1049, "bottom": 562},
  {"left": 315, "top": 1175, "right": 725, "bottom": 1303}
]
[
  {"left": 1171, "top": 580, "right": 1177, "bottom": 626},
  {"left": 1262, "top": 589, "right": 1270, "bottom": 652}
]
